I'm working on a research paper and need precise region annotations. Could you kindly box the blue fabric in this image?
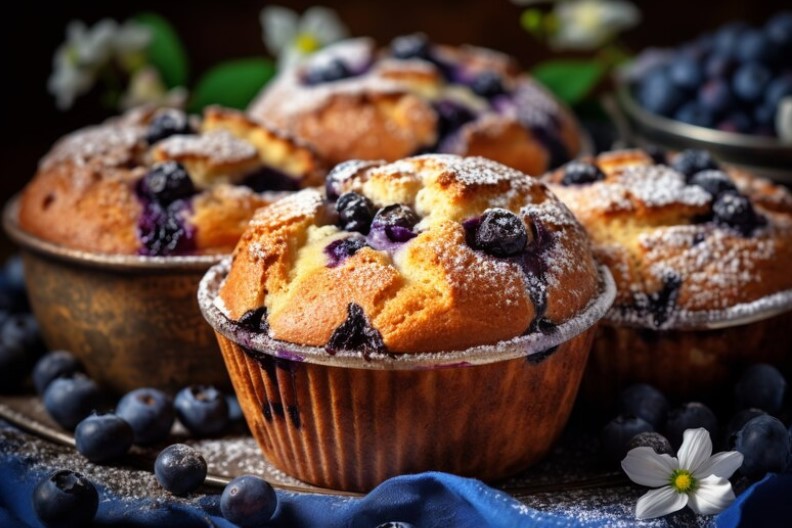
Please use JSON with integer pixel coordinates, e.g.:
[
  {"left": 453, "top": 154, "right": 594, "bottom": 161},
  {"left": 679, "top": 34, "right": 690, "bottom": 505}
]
[{"left": 2, "top": 431, "right": 791, "bottom": 527}]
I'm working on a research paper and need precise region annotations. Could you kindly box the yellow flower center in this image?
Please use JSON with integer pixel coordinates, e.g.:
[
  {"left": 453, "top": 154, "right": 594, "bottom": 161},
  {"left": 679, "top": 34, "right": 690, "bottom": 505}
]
[
  {"left": 670, "top": 470, "right": 697, "bottom": 493},
  {"left": 294, "top": 33, "right": 321, "bottom": 54}
]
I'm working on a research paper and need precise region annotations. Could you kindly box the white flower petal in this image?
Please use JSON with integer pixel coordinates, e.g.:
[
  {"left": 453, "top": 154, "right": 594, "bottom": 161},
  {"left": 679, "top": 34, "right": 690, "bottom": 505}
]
[
  {"left": 278, "top": 46, "right": 307, "bottom": 70},
  {"left": 693, "top": 451, "right": 744, "bottom": 480},
  {"left": 260, "top": 6, "right": 299, "bottom": 55},
  {"left": 114, "top": 21, "right": 152, "bottom": 54},
  {"left": 298, "top": 6, "right": 348, "bottom": 45},
  {"left": 621, "top": 447, "right": 679, "bottom": 488},
  {"left": 635, "top": 486, "right": 688, "bottom": 520},
  {"left": 678, "top": 428, "right": 713, "bottom": 472},
  {"left": 687, "top": 475, "right": 736, "bottom": 516},
  {"left": 779, "top": 97, "right": 792, "bottom": 143}
]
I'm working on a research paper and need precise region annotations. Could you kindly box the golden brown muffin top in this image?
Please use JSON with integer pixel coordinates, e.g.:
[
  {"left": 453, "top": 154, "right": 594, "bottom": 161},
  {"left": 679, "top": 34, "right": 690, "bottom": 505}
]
[
  {"left": 217, "top": 154, "right": 600, "bottom": 355},
  {"left": 248, "top": 37, "right": 582, "bottom": 175},
  {"left": 544, "top": 149, "right": 792, "bottom": 328},
  {"left": 19, "top": 106, "right": 326, "bottom": 256}
]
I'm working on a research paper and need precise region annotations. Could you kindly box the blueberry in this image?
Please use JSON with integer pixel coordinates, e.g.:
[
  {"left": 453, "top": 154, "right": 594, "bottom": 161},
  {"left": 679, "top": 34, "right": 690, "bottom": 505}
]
[
  {"left": 637, "top": 69, "right": 686, "bottom": 116},
  {"left": 175, "top": 385, "right": 230, "bottom": 437},
  {"left": 2, "top": 313, "right": 45, "bottom": 356},
  {"left": 561, "top": 161, "right": 606, "bottom": 186},
  {"left": 75, "top": 413, "right": 134, "bottom": 463},
  {"left": 765, "top": 75, "right": 792, "bottom": 112},
  {"left": 325, "top": 236, "right": 368, "bottom": 267},
  {"left": 372, "top": 204, "right": 419, "bottom": 230},
  {"left": 472, "top": 209, "right": 528, "bottom": 258},
  {"left": 471, "top": 71, "right": 507, "bottom": 98},
  {"left": 698, "top": 79, "right": 734, "bottom": 116},
  {"left": 376, "top": 524, "right": 416, "bottom": 528},
  {"left": 704, "top": 54, "right": 736, "bottom": 79},
  {"left": 391, "top": 34, "right": 432, "bottom": 61},
  {"left": 140, "top": 162, "right": 196, "bottom": 205},
  {"left": 32, "top": 350, "right": 83, "bottom": 395},
  {"left": 601, "top": 414, "right": 654, "bottom": 461},
  {"left": 154, "top": 443, "right": 207, "bottom": 496},
  {"left": 766, "top": 11, "right": 792, "bottom": 52},
  {"left": 753, "top": 104, "right": 777, "bottom": 129},
  {"left": 326, "top": 303, "right": 385, "bottom": 357},
  {"left": 737, "top": 29, "right": 778, "bottom": 64},
  {"left": 33, "top": 470, "right": 98, "bottom": 528},
  {"left": 116, "top": 387, "right": 176, "bottom": 445},
  {"left": 735, "top": 364, "right": 787, "bottom": 413},
  {"left": 435, "top": 100, "right": 476, "bottom": 137},
  {"left": 665, "top": 402, "right": 718, "bottom": 449},
  {"left": 714, "top": 22, "right": 749, "bottom": 58},
  {"left": 689, "top": 170, "right": 737, "bottom": 197},
  {"left": 735, "top": 415, "right": 791, "bottom": 479},
  {"left": 220, "top": 475, "right": 278, "bottom": 527},
  {"left": 627, "top": 431, "right": 674, "bottom": 456},
  {"left": 137, "top": 200, "right": 195, "bottom": 256},
  {"left": 226, "top": 394, "right": 243, "bottom": 422},
  {"left": 618, "top": 383, "right": 669, "bottom": 429},
  {"left": 0, "top": 339, "right": 31, "bottom": 392},
  {"left": 713, "top": 192, "right": 762, "bottom": 235},
  {"left": 304, "top": 59, "right": 352, "bottom": 85},
  {"left": 674, "top": 102, "right": 715, "bottom": 128},
  {"left": 43, "top": 374, "right": 103, "bottom": 430},
  {"left": 145, "top": 109, "right": 195, "bottom": 145},
  {"left": 716, "top": 111, "right": 753, "bottom": 134},
  {"left": 732, "top": 62, "right": 772, "bottom": 103},
  {"left": 2, "top": 254, "right": 26, "bottom": 293},
  {"left": 724, "top": 408, "right": 767, "bottom": 449},
  {"left": 669, "top": 56, "right": 704, "bottom": 91},
  {"left": 336, "top": 192, "right": 375, "bottom": 234},
  {"left": 671, "top": 149, "right": 719, "bottom": 179}
]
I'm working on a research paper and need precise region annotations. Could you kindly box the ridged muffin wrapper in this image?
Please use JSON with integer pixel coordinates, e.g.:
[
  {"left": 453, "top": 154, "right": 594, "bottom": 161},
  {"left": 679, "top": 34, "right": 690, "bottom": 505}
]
[
  {"left": 199, "top": 259, "right": 616, "bottom": 491},
  {"left": 585, "top": 288, "right": 792, "bottom": 403}
]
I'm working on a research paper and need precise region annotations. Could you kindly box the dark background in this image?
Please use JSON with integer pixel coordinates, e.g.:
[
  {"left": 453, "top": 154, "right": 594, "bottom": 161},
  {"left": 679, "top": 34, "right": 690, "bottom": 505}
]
[{"left": 1, "top": 0, "right": 787, "bottom": 253}]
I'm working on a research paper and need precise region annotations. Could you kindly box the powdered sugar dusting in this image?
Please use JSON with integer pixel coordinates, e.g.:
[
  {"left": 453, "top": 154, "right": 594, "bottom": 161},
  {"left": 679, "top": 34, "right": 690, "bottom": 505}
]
[
  {"left": 41, "top": 123, "right": 145, "bottom": 170},
  {"left": 621, "top": 165, "right": 711, "bottom": 208},
  {"left": 156, "top": 130, "right": 258, "bottom": 165}
]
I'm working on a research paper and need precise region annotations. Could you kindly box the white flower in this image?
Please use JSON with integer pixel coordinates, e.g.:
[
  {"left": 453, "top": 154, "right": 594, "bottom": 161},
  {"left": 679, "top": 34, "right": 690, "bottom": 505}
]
[
  {"left": 778, "top": 97, "right": 792, "bottom": 143},
  {"left": 47, "top": 18, "right": 152, "bottom": 110},
  {"left": 621, "top": 428, "right": 743, "bottom": 520},
  {"left": 260, "top": 5, "right": 349, "bottom": 70},
  {"left": 120, "top": 66, "right": 187, "bottom": 111},
  {"left": 550, "top": 0, "right": 640, "bottom": 50}
]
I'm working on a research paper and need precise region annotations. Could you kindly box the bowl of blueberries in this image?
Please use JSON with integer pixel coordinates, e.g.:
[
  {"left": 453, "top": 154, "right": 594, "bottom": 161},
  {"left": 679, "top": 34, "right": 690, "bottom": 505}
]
[{"left": 616, "top": 11, "right": 792, "bottom": 183}]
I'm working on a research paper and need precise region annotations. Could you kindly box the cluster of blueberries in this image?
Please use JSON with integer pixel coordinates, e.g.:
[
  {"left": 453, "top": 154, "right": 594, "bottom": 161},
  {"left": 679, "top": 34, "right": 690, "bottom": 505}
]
[
  {"left": 635, "top": 11, "right": 792, "bottom": 136},
  {"left": 602, "top": 364, "right": 791, "bottom": 481},
  {"left": 562, "top": 148, "right": 763, "bottom": 237}
]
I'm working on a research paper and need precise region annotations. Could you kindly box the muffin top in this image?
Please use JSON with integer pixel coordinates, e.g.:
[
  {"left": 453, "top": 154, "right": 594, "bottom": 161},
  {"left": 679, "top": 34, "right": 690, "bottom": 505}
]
[
  {"left": 216, "top": 154, "right": 600, "bottom": 355},
  {"left": 248, "top": 36, "right": 582, "bottom": 176},
  {"left": 19, "top": 106, "right": 326, "bottom": 256},
  {"left": 544, "top": 149, "right": 792, "bottom": 328}
]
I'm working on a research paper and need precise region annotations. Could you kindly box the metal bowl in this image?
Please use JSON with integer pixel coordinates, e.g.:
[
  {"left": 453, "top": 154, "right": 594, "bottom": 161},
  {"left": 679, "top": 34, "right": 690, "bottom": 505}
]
[
  {"left": 3, "top": 197, "right": 229, "bottom": 394},
  {"left": 614, "top": 80, "right": 792, "bottom": 184}
]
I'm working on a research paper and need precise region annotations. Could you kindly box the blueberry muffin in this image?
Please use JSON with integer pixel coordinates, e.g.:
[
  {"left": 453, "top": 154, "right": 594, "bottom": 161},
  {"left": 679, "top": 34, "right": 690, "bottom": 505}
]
[
  {"left": 19, "top": 106, "right": 325, "bottom": 256},
  {"left": 544, "top": 149, "right": 792, "bottom": 400},
  {"left": 248, "top": 36, "right": 583, "bottom": 175},
  {"left": 200, "top": 154, "right": 615, "bottom": 490}
]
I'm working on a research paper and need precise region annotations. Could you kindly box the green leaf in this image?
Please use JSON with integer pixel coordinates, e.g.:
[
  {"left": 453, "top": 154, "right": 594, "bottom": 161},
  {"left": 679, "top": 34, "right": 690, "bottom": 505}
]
[
  {"left": 530, "top": 60, "right": 606, "bottom": 106},
  {"left": 188, "top": 58, "right": 276, "bottom": 112},
  {"left": 520, "top": 9, "right": 545, "bottom": 37},
  {"left": 134, "top": 12, "right": 189, "bottom": 88}
]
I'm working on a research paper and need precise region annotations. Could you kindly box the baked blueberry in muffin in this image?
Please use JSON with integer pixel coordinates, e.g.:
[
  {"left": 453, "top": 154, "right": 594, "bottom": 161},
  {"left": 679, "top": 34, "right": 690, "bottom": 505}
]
[
  {"left": 216, "top": 154, "right": 599, "bottom": 353},
  {"left": 248, "top": 38, "right": 583, "bottom": 176},
  {"left": 19, "top": 106, "right": 326, "bottom": 256}
]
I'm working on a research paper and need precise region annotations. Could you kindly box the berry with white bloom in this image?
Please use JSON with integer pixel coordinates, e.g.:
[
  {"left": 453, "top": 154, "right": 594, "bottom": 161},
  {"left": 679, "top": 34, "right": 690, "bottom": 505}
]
[
  {"left": 260, "top": 5, "right": 349, "bottom": 70},
  {"left": 621, "top": 428, "right": 743, "bottom": 520}
]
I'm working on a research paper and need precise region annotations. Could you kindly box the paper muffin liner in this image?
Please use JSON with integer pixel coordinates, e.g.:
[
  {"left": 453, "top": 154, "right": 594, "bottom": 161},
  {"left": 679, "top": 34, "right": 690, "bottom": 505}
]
[
  {"left": 584, "top": 289, "right": 792, "bottom": 403},
  {"left": 199, "top": 260, "right": 615, "bottom": 491}
]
